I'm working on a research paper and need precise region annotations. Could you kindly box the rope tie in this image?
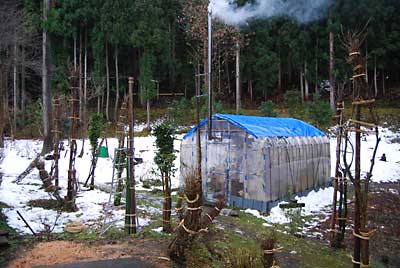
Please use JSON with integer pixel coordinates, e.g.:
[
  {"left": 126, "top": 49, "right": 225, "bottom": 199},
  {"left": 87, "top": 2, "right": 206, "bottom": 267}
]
[
  {"left": 206, "top": 213, "right": 213, "bottom": 221},
  {"left": 125, "top": 214, "right": 136, "bottom": 217},
  {"left": 264, "top": 247, "right": 284, "bottom": 255},
  {"left": 214, "top": 207, "right": 221, "bottom": 212},
  {"left": 353, "top": 65, "right": 363, "bottom": 71},
  {"left": 352, "top": 73, "right": 366, "bottom": 79},
  {"left": 353, "top": 230, "right": 375, "bottom": 240},
  {"left": 42, "top": 176, "right": 52, "bottom": 182},
  {"left": 185, "top": 194, "right": 199, "bottom": 204},
  {"left": 186, "top": 206, "right": 202, "bottom": 211},
  {"left": 350, "top": 255, "right": 370, "bottom": 268},
  {"left": 45, "top": 185, "right": 54, "bottom": 191},
  {"left": 175, "top": 219, "right": 208, "bottom": 234},
  {"left": 175, "top": 207, "right": 183, "bottom": 211},
  {"left": 349, "top": 52, "right": 361, "bottom": 56},
  {"left": 181, "top": 222, "right": 197, "bottom": 235}
]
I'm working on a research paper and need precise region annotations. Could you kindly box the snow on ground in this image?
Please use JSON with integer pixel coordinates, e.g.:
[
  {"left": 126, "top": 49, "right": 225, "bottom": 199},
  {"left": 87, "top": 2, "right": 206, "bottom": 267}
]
[
  {"left": 0, "top": 135, "right": 182, "bottom": 234},
  {"left": 0, "top": 125, "right": 399, "bottom": 235},
  {"left": 329, "top": 127, "right": 400, "bottom": 183}
]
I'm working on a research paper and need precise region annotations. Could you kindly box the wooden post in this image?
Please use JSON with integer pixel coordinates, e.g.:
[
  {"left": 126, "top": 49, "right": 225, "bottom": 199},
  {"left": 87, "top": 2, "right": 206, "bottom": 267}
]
[
  {"left": 195, "top": 67, "right": 202, "bottom": 184},
  {"left": 125, "top": 77, "right": 137, "bottom": 234},
  {"left": 53, "top": 96, "right": 61, "bottom": 187},
  {"left": 235, "top": 39, "right": 240, "bottom": 114}
]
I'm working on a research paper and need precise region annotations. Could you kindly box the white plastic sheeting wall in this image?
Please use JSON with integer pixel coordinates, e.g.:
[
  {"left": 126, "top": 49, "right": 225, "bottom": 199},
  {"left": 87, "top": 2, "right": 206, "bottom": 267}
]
[{"left": 180, "top": 120, "right": 330, "bottom": 210}]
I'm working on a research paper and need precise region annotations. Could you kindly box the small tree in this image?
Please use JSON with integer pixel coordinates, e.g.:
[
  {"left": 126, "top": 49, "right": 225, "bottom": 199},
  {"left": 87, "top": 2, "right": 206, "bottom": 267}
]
[
  {"left": 153, "top": 122, "right": 176, "bottom": 233},
  {"left": 138, "top": 51, "right": 157, "bottom": 130},
  {"left": 85, "top": 113, "right": 104, "bottom": 190},
  {"left": 284, "top": 90, "right": 305, "bottom": 118},
  {"left": 308, "top": 92, "right": 332, "bottom": 129},
  {"left": 168, "top": 97, "right": 192, "bottom": 126},
  {"left": 88, "top": 113, "right": 104, "bottom": 155}
]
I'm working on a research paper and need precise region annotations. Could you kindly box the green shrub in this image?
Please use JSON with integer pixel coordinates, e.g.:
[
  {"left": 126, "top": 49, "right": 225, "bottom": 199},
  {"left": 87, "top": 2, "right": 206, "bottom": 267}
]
[
  {"left": 284, "top": 207, "right": 304, "bottom": 235},
  {"left": 259, "top": 100, "right": 277, "bottom": 117},
  {"left": 153, "top": 122, "right": 176, "bottom": 175},
  {"left": 284, "top": 90, "right": 303, "bottom": 117},
  {"left": 308, "top": 92, "right": 332, "bottom": 129},
  {"left": 88, "top": 113, "right": 104, "bottom": 153},
  {"left": 168, "top": 97, "right": 192, "bottom": 126}
]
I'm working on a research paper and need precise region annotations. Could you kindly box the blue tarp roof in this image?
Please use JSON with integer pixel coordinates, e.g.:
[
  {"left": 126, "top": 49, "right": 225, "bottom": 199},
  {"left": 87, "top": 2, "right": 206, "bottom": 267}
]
[{"left": 183, "top": 114, "right": 326, "bottom": 139}]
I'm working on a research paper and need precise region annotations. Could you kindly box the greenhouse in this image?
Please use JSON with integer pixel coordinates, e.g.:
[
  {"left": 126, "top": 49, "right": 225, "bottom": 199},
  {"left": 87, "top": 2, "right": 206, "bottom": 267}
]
[{"left": 180, "top": 114, "right": 331, "bottom": 212}]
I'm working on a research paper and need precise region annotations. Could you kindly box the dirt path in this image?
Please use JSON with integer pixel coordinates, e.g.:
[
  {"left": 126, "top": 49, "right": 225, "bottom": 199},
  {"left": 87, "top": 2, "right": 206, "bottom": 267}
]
[{"left": 6, "top": 238, "right": 170, "bottom": 268}]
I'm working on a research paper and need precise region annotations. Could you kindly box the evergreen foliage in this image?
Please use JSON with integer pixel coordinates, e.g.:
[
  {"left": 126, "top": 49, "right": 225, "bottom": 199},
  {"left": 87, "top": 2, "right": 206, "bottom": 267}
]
[
  {"left": 153, "top": 122, "right": 176, "bottom": 174},
  {"left": 88, "top": 113, "right": 104, "bottom": 153},
  {"left": 284, "top": 90, "right": 303, "bottom": 118},
  {"left": 168, "top": 97, "right": 192, "bottom": 126},
  {"left": 308, "top": 93, "right": 333, "bottom": 129},
  {"left": 138, "top": 51, "right": 157, "bottom": 103},
  {"left": 259, "top": 100, "right": 278, "bottom": 117},
  {"left": 4, "top": 0, "right": 400, "bottom": 135}
]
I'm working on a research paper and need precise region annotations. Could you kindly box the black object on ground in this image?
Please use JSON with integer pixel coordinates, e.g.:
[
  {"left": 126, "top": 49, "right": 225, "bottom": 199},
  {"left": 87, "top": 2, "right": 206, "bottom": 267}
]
[
  {"left": 279, "top": 200, "right": 305, "bottom": 209},
  {"left": 32, "top": 257, "right": 154, "bottom": 268},
  {"left": 0, "top": 235, "right": 9, "bottom": 247}
]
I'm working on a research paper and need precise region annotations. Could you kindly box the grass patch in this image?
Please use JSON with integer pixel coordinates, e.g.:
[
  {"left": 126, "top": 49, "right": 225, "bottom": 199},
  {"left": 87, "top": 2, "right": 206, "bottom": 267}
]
[
  {"left": 140, "top": 178, "right": 162, "bottom": 189},
  {"left": 0, "top": 203, "right": 35, "bottom": 267},
  {"left": 390, "top": 137, "right": 400, "bottom": 144},
  {"left": 53, "top": 228, "right": 100, "bottom": 241},
  {"left": 215, "top": 212, "right": 353, "bottom": 268},
  {"left": 27, "top": 199, "right": 63, "bottom": 211}
]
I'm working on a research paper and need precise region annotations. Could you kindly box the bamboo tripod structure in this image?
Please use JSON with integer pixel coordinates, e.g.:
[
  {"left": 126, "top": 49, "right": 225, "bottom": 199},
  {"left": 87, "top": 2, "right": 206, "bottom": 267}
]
[
  {"left": 114, "top": 96, "right": 128, "bottom": 206},
  {"left": 65, "top": 69, "right": 79, "bottom": 212},
  {"left": 340, "top": 30, "right": 380, "bottom": 268},
  {"left": 84, "top": 137, "right": 106, "bottom": 189},
  {"left": 100, "top": 96, "right": 131, "bottom": 236},
  {"left": 330, "top": 101, "right": 348, "bottom": 248}
]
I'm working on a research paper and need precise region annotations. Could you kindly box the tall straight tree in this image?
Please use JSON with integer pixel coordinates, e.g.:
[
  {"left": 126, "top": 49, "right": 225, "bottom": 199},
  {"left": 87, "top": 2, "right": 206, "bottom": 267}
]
[
  {"left": 138, "top": 51, "right": 156, "bottom": 130},
  {"left": 41, "top": 0, "right": 52, "bottom": 154}
]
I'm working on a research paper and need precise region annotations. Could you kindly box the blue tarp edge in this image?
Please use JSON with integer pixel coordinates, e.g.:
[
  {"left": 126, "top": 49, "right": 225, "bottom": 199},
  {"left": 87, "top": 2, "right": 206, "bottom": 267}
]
[{"left": 183, "top": 114, "right": 326, "bottom": 140}]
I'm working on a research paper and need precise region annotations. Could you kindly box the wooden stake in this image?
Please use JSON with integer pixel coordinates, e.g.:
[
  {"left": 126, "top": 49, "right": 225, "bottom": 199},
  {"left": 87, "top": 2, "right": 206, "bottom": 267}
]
[{"left": 125, "top": 77, "right": 136, "bottom": 234}]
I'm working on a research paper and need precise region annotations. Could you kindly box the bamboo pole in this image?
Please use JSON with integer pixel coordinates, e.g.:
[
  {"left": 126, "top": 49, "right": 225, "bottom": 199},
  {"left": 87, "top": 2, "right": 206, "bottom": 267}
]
[
  {"left": 125, "top": 77, "right": 137, "bottom": 234},
  {"left": 53, "top": 96, "right": 61, "bottom": 188}
]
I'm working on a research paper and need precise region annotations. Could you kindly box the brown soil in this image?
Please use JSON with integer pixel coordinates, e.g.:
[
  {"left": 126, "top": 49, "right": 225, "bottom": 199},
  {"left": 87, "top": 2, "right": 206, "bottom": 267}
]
[{"left": 6, "top": 238, "right": 170, "bottom": 268}]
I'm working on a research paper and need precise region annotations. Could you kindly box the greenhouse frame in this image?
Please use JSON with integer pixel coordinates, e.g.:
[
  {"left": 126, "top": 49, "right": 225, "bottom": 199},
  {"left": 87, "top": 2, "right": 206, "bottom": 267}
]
[{"left": 180, "top": 114, "right": 331, "bottom": 212}]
